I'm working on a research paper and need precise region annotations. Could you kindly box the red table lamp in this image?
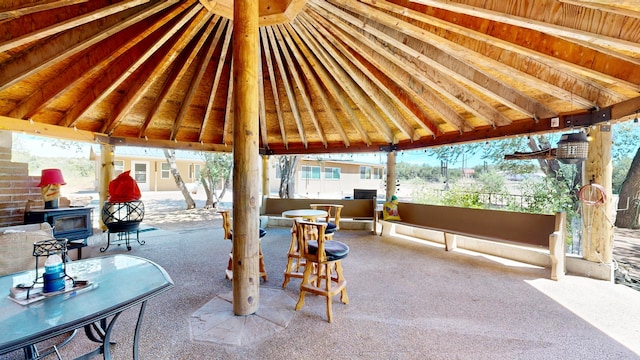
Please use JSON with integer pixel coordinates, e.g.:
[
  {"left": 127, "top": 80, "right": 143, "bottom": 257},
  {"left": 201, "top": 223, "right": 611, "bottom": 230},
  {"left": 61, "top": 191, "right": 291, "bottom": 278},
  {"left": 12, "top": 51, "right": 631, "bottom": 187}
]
[{"left": 37, "top": 169, "right": 66, "bottom": 209}]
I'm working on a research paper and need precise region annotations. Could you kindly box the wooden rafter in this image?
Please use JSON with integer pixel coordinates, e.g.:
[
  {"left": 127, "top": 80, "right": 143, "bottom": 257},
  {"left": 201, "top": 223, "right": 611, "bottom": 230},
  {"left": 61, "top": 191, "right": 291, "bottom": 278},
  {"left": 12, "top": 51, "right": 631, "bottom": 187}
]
[
  {"left": 410, "top": 0, "right": 640, "bottom": 53},
  {"left": 0, "top": 0, "right": 156, "bottom": 53},
  {"left": 78, "top": 3, "right": 205, "bottom": 131},
  {"left": 290, "top": 19, "right": 373, "bottom": 147},
  {"left": 0, "top": 1, "right": 179, "bottom": 92},
  {"left": 0, "top": 0, "right": 90, "bottom": 22},
  {"left": 260, "top": 27, "right": 288, "bottom": 148},
  {"left": 200, "top": 18, "right": 232, "bottom": 143},
  {"left": 272, "top": 25, "right": 328, "bottom": 148},
  {"left": 222, "top": 58, "right": 234, "bottom": 146},
  {"left": 334, "top": 0, "right": 601, "bottom": 110},
  {"left": 401, "top": 0, "right": 640, "bottom": 92},
  {"left": 170, "top": 14, "right": 218, "bottom": 141},
  {"left": 313, "top": 0, "right": 558, "bottom": 124},
  {"left": 297, "top": 15, "right": 396, "bottom": 144},
  {"left": 281, "top": 23, "right": 351, "bottom": 148},
  {"left": 266, "top": 26, "right": 308, "bottom": 148},
  {"left": 258, "top": 31, "right": 269, "bottom": 149},
  {"left": 558, "top": 0, "right": 640, "bottom": 18}
]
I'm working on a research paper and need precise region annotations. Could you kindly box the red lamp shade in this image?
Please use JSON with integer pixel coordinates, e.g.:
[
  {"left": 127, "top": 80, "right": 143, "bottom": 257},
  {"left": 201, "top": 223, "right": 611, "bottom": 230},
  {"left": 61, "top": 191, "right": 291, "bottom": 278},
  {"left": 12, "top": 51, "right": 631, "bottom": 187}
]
[{"left": 37, "top": 169, "right": 66, "bottom": 187}]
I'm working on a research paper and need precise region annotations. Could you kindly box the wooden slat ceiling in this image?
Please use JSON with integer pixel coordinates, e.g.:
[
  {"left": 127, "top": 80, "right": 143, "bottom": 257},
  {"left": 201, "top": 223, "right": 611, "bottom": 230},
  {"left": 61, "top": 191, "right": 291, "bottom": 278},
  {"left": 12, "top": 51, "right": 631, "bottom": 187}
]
[{"left": 2, "top": 0, "right": 640, "bottom": 155}]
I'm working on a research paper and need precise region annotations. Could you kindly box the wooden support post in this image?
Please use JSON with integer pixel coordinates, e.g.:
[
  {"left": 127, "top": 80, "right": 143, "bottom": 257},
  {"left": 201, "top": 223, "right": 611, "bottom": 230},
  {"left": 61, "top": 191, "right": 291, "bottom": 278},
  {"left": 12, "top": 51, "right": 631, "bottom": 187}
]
[
  {"left": 99, "top": 144, "right": 115, "bottom": 231},
  {"left": 262, "top": 155, "right": 269, "bottom": 197},
  {"left": 582, "top": 125, "right": 614, "bottom": 265},
  {"left": 232, "top": 0, "right": 260, "bottom": 316},
  {"left": 444, "top": 233, "right": 457, "bottom": 251},
  {"left": 386, "top": 151, "right": 396, "bottom": 201}
]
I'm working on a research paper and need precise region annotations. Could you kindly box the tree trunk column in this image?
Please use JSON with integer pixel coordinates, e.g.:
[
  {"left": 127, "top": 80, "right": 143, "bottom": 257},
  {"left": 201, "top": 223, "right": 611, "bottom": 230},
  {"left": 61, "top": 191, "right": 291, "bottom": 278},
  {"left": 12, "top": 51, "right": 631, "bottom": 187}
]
[
  {"left": 232, "top": 0, "right": 260, "bottom": 315},
  {"left": 99, "top": 144, "right": 115, "bottom": 231},
  {"left": 582, "top": 125, "right": 614, "bottom": 264},
  {"left": 386, "top": 151, "right": 396, "bottom": 200}
]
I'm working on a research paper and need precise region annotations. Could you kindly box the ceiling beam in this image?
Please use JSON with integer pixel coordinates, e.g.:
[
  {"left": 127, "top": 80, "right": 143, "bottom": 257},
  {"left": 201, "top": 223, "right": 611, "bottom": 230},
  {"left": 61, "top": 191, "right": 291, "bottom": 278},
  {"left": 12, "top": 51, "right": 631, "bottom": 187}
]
[
  {"left": 280, "top": 23, "right": 351, "bottom": 147},
  {"left": 311, "top": 2, "right": 494, "bottom": 133},
  {"left": 347, "top": 0, "right": 603, "bottom": 110},
  {"left": 395, "top": 0, "right": 639, "bottom": 94},
  {"left": 266, "top": 25, "right": 309, "bottom": 148},
  {"left": 0, "top": 1, "right": 179, "bottom": 92},
  {"left": 68, "top": 4, "right": 204, "bottom": 130},
  {"left": 0, "top": 0, "right": 155, "bottom": 53},
  {"left": 201, "top": 19, "right": 233, "bottom": 143},
  {"left": 558, "top": 0, "right": 640, "bottom": 18},
  {"left": 273, "top": 25, "right": 328, "bottom": 148},
  {"left": 311, "top": 0, "right": 558, "bottom": 123},
  {"left": 297, "top": 15, "right": 396, "bottom": 144},
  {"left": 170, "top": 15, "right": 219, "bottom": 141},
  {"left": 303, "top": 12, "right": 419, "bottom": 141},
  {"left": 291, "top": 19, "right": 374, "bottom": 146},
  {"left": 0, "top": 1, "right": 90, "bottom": 21},
  {"left": 260, "top": 27, "right": 289, "bottom": 148}
]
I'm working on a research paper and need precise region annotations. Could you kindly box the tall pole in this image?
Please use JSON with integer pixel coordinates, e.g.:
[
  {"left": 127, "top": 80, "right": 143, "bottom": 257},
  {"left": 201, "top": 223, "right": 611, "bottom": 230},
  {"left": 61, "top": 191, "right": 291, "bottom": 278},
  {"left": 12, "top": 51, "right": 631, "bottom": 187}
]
[
  {"left": 99, "top": 144, "right": 115, "bottom": 231},
  {"left": 582, "top": 125, "right": 614, "bottom": 265},
  {"left": 386, "top": 151, "right": 396, "bottom": 200},
  {"left": 232, "top": 0, "right": 260, "bottom": 315}
]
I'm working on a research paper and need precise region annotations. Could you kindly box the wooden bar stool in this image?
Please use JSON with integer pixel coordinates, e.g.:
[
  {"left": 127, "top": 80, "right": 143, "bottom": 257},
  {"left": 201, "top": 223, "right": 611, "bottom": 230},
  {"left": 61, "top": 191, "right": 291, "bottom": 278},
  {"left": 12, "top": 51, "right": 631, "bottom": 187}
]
[
  {"left": 281, "top": 209, "right": 328, "bottom": 288},
  {"left": 219, "top": 210, "right": 267, "bottom": 282},
  {"left": 294, "top": 220, "right": 349, "bottom": 323},
  {"left": 310, "top": 204, "right": 343, "bottom": 239}
]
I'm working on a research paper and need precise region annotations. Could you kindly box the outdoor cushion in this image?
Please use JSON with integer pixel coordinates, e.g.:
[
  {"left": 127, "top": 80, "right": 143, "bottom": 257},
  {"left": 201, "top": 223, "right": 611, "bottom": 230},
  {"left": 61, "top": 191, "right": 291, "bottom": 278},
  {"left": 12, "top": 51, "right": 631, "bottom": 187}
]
[
  {"left": 307, "top": 240, "right": 349, "bottom": 261},
  {"left": 229, "top": 228, "right": 267, "bottom": 240},
  {"left": 325, "top": 222, "right": 337, "bottom": 234}
]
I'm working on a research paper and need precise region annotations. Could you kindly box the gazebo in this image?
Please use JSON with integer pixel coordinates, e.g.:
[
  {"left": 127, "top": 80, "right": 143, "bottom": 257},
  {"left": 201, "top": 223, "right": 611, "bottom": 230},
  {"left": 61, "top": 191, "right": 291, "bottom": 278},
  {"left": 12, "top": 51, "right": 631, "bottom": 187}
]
[{"left": 2, "top": 0, "right": 640, "bottom": 315}]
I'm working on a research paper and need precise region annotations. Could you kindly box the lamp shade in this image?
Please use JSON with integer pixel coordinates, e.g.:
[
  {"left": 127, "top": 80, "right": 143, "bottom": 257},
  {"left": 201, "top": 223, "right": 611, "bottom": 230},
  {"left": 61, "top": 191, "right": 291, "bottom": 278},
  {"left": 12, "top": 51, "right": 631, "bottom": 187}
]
[
  {"left": 37, "top": 169, "right": 66, "bottom": 187},
  {"left": 556, "top": 132, "right": 589, "bottom": 164}
]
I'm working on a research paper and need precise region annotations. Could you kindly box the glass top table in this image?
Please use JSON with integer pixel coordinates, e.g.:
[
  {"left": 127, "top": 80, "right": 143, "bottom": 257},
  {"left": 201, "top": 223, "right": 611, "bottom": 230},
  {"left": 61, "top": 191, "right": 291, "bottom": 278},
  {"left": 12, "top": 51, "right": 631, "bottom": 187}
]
[{"left": 0, "top": 254, "right": 174, "bottom": 359}]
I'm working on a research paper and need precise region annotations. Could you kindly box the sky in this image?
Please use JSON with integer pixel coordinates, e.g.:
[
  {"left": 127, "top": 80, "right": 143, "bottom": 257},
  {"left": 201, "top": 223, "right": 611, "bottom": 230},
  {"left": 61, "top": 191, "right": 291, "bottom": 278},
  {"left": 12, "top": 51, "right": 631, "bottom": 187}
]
[{"left": 12, "top": 134, "right": 91, "bottom": 158}]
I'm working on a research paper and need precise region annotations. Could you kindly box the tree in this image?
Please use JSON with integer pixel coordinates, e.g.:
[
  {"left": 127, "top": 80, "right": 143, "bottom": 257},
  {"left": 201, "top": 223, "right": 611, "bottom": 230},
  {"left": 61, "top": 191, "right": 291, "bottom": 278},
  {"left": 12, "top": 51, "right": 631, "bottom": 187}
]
[
  {"left": 163, "top": 149, "right": 196, "bottom": 209},
  {"left": 200, "top": 152, "right": 233, "bottom": 208},
  {"left": 428, "top": 143, "right": 481, "bottom": 169},
  {"left": 615, "top": 147, "right": 640, "bottom": 229},
  {"left": 611, "top": 123, "right": 640, "bottom": 228},
  {"left": 481, "top": 134, "right": 582, "bottom": 218},
  {"left": 278, "top": 155, "right": 299, "bottom": 198}
]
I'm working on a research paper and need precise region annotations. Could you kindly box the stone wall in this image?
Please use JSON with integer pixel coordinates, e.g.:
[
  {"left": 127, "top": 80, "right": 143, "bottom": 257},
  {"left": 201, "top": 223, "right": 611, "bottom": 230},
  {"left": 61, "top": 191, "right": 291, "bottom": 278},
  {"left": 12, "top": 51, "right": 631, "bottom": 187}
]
[{"left": 0, "top": 132, "right": 42, "bottom": 227}]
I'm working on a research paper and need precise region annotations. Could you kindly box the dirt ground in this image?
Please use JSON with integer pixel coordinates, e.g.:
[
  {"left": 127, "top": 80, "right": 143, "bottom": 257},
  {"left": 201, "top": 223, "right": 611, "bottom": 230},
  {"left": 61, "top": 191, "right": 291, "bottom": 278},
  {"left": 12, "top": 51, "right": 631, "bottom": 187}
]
[{"left": 72, "top": 190, "right": 226, "bottom": 232}]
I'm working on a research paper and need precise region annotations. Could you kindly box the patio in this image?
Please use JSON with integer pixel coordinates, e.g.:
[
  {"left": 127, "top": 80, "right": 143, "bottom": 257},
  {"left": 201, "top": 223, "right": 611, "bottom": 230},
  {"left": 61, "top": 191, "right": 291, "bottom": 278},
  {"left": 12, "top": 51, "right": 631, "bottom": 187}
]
[{"left": 4, "top": 216, "right": 639, "bottom": 359}]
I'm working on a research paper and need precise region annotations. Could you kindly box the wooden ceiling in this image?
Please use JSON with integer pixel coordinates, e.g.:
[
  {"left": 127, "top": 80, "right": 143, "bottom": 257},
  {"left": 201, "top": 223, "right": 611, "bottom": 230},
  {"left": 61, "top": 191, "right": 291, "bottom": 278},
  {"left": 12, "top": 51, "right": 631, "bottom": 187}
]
[{"left": 2, "top": 0, "right": 640, "bottom": 155}]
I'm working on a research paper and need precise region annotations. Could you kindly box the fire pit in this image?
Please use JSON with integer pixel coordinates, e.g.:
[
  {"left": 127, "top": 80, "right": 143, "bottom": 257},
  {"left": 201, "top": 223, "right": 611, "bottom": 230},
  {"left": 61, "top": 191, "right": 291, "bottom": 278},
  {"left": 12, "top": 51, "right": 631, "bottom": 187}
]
[{"left": 101, "top": 200, "right": 145, "bottom": 251}]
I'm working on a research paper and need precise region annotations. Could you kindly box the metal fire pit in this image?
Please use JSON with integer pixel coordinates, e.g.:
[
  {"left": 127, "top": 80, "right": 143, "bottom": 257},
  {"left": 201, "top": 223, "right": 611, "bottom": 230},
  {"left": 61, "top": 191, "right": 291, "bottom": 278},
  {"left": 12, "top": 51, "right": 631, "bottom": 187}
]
[{"left": 101, "top": 200, "right": 145, "bottom": 251}]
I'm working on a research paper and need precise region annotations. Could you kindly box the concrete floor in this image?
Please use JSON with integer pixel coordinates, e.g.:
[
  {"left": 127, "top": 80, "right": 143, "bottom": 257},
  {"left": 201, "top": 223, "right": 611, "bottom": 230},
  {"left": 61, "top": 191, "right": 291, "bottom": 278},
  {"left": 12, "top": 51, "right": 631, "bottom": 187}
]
[{"left": 3, "top": 222, "right": 640, "bottom": 359}]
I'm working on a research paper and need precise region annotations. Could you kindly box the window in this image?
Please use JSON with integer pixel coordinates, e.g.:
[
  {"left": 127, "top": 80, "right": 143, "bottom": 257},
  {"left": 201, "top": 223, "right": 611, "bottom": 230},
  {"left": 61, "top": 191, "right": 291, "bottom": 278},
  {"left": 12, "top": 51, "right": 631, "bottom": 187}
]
[
  {"left": 324, "top": 167, "right": 340, "bottom": 180},
  {"left": 161, "top": 163, "right": 170, "bottom": 179},
  {"left": 133, "top": 163, "right": 147, "bottom": 183},
  {"left": 188, "top": 164, "right": 201, "bottom": 180},
  {"left": 360, "top": 166, "right": 372, "bottom": 179},
  {"left": 373, "top": 167, "right": 383, "bottom": 179},
  {"left": 114, "top": 161, "right": 124, "bottom": 176},
  {"left": 301, "top": 165, "right": 321, "bottom": 180}
]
